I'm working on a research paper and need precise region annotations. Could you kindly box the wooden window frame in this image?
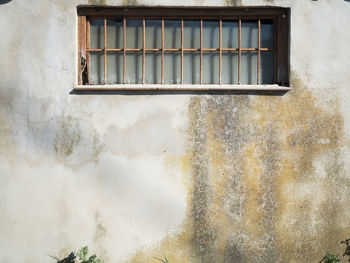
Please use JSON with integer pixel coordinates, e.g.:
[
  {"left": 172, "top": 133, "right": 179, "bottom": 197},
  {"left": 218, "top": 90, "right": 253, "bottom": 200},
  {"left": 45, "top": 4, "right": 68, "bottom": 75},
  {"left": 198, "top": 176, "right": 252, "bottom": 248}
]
[{"left": 77, "top": 6, "right": 290, "bottom": 90}]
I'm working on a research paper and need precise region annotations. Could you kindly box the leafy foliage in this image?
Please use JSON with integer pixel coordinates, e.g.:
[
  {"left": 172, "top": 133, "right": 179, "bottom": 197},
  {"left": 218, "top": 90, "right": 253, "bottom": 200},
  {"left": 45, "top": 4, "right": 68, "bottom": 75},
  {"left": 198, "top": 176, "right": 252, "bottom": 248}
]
[
  {"left": 320, "top": 252, "right": 340, "bottom": 263},
  {"left": 50, "top": 246, "right": 102, "bottom": 263},
  {"left": 77, "top": 246, "right": 102, "bottom": 263}
]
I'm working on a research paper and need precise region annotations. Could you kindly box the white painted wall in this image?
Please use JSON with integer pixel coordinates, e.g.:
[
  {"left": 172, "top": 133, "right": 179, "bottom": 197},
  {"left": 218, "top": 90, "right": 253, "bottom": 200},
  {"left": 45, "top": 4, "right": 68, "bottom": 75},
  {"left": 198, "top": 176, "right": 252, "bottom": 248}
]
[{"left": 0, "top": 1, "right": 350, "bottom": 262}]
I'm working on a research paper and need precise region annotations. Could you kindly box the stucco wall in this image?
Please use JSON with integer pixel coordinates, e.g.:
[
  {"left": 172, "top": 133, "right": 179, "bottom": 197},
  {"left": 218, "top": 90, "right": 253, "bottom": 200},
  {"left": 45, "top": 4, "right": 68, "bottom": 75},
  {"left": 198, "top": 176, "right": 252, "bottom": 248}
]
[{"left": 1, "top": 0, "right": 350, "bottom": 262}]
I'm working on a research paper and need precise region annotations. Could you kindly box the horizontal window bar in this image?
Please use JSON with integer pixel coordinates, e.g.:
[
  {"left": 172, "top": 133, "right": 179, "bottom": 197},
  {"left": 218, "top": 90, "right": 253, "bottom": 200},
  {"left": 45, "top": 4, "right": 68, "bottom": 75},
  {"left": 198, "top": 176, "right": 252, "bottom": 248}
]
[
  {"left": 75, "top": 84, "right": 291, "bottom": 91},
  {"left": 87, "top": 48, "right": 275, "bottom": 52}
]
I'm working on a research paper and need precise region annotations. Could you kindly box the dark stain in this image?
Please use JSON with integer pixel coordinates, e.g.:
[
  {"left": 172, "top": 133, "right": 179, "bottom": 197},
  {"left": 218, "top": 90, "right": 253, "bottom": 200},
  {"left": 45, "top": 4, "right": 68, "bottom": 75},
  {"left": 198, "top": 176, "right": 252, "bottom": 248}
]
[
  {"left": 0, "top": 0, "right": 12, "bottom": 5},
  {"left": 124, "top": 73, "right": 347, "bottom": 263},
  {"left": 188, "top": 97, "right": 217, "bottom": 263},
  {"left": 94, "top": 211, "right": 107, "bottom": 241},
  {"left": 185, "top": 73, "right": 346, "bottom": 262},
  {"left": 222, "top": 238, "right": 243, "bottom": 263},
  {"left": 256, "top": 124, "right": 280, "bottom": 262},
  {"left": 54, "top": 116, "right": 81, "bottom": 159},
  {"left": 207, "top": 95, "right": 250, "bottom": 225},
  {"left": 225, "top": 0, "right": 242, "bottom": 6}
]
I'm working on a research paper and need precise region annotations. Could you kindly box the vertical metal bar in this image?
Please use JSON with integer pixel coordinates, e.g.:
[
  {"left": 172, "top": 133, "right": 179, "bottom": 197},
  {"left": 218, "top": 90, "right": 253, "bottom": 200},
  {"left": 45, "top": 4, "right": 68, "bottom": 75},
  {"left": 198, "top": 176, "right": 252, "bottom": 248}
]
[
  {"left": 123, "top": 17, "right": 126, "bottom": 84},
  {"left": 87, "top": 18, "right": 90, "bottom": 84},
  {"left": 257, "top": 19, "right": 261, "bottom": 84},
  {"left": 143, "top": 18, "right": 145, "bottom": 84},
  {"left": 181, "top": 18, "right": 184, "bottom": 85},
  {"left": 238, "top": 19, "right": 241, "bottom": 85},
  {"left": 161, "top": 18, "right": 164, "bottom": 84},
  {"left": 219, "top": 19, "right": 222, "bottom": 85},
  {"left": 104, "top": 17, "right": 107, "bottom": 84},
  {"left": 273, "top": 18, "right": 277, "bottom": 84},
  {"left": 200, "top": 19, "right": 203, "bottom": 84}
]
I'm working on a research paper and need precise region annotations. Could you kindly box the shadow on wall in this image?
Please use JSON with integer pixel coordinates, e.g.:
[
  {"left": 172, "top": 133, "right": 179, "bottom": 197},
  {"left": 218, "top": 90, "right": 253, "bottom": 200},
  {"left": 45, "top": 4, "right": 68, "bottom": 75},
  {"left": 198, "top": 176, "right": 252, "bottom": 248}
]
[{"left": 0, "top": 0, "right": 12, "bottom": 4}]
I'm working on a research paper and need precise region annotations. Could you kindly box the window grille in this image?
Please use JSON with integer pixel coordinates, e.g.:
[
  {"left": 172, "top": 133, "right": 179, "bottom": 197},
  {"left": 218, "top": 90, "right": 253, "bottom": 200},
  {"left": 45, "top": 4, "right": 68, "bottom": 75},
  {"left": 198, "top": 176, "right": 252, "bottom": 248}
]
[{"left": 77, "top": 7, "right": 289, "bottom": 89}]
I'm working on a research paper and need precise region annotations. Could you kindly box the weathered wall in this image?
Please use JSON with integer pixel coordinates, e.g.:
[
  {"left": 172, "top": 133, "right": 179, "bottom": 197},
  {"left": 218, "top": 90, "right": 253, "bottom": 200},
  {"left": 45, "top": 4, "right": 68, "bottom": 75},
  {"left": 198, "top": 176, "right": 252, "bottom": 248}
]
[{"left": 1, "top": 0, "right": 350, "bottom": 262}]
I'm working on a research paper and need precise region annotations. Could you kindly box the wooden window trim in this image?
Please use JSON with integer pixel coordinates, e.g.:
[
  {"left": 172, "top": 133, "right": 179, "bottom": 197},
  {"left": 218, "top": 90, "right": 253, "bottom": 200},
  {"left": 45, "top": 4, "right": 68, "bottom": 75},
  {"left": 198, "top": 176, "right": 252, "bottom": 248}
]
[{"left": 77, "top": 6, "right": 290, "bottom": 89}]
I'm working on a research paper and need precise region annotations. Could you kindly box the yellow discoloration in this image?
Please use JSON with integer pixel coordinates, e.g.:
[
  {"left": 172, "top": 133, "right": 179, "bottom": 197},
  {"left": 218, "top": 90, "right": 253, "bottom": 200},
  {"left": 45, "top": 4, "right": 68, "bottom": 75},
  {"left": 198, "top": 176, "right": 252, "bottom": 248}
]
[
  {"left": 53, "top": 115, "right": 103, "bottom": 167},
  {"left": 125, "top": 73, "right": 348, "bottom": 263},
  {"left": 88, "top": 0, "right": 108, "bottom": 5},
  {"left": 54, "top": 115, "right": 81, "bottom": 160},
  {"left": 122, "top": 0, "right": 138, "bottom": 6}
]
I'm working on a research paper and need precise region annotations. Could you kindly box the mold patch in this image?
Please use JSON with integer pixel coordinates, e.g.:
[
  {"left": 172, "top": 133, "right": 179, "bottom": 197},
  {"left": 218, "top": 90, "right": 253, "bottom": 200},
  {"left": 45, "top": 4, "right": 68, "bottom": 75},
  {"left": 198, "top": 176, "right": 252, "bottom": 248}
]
[
  {"left": 225, "top": 0, "right": 242, "bottom": 7},
  {"left": 125, "top": 73, "right": 347, "bottom": 263},
  {"left": 54, "top": 115, "right": 104, "bottom": 167},
  {"left": 54, "top": 115, "right": 81, "bottom": 160}
]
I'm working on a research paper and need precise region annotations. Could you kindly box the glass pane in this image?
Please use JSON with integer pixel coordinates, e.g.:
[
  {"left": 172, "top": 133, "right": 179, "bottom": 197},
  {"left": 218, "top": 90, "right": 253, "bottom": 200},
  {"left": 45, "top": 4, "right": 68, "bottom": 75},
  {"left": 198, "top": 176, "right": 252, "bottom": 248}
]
[
  {"left": 90, "top": 19, "right": 104, "bottom": 49},
  {"left": 145, "top": 53, "right": 161, "bottom": 84},
  {"left": 107, "top": 53, "right": 123, "bottom": 84},
  {"left": 184, "top": 21, "right": 200, "bottom": 49},
  {"left": 164, "top": 20, "right": 181, "bottom": 49},
  {"left": 126, "top": 20, "right": 142, "bottom": 49},
  {"left": 146, "top": 20, "right": 161, "bottom": 49},
  {"left": 203, "top": 52, "right": 219, "bottom": 84},
  {"left": 241, "top": 21, "right": 258, "bottom": 48},
  {"left": 184, "top": 52, "right": 200, "bottom": 84},
  {"left": 126, "top": 53, "right": 142, "bottom": 84},
  {"left": 203, "top": 21, "right": 219, "bottom": 49},
  {"left": 222, "top": 21, "right": 238, "bottom": 48},
  {"left": 260, "top": 52, "right": 274, "bottom": 84},
  {"left": 89, "top": 53, "right": 104, "bottom": 84},
  {"left": 222, "top": 52, "right": 238, "bottom": 84},
  {"left": 164, "top": 52, "right": 181, "bottom": 84},
  {"left": 107, "top": 19, "right": 123, "bottom": 49},
  {"left": 261, "top": 20, "right": 274, "bottom": 48},
  {"left": 241, "top": 51, "right": 257, "bottom": 84}
]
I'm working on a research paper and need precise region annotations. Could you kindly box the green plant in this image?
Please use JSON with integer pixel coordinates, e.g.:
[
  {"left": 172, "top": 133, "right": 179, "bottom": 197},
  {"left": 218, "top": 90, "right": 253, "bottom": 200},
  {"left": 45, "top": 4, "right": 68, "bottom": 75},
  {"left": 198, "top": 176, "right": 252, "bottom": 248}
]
[
  {"left": 50, "top": 246, "right": 102, "bottom": 263},
  {"left": 153, "top": 256, "right": 169, "bottom": 263},
  {"left": 77, "top": 246, "right": 102, "bottom": 263},
  {"left": 320, "top": 252, "right": 340, "bottom": 263}
]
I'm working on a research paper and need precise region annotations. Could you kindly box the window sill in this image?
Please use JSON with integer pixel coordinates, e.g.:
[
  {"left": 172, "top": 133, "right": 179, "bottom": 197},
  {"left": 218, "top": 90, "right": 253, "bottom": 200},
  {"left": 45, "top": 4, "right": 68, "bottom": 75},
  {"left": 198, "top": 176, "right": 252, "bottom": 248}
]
[{"left": 74, "top": 84, "right": 291, "bottom": 91}]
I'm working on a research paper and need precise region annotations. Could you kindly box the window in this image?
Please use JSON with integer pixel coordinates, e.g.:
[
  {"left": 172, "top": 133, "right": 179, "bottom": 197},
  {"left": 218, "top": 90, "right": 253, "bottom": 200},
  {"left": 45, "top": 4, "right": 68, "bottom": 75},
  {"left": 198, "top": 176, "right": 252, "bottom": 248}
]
[{"left": 77, "top": 7, "right": 289, "bottom": 90}]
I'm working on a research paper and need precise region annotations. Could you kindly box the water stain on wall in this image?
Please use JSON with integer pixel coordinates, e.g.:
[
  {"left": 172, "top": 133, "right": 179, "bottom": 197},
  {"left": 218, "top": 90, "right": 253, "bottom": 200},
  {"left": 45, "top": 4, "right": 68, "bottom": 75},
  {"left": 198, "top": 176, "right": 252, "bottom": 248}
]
[
  {"left": 54, "top": 115, "right": 103, "bottom": 167},
  {"left": 225, "top": 0, "right": 242, "bottom": 7},
  {"left": 124, "top": 72, "right": 349, "bottom": 263},
  {"left": 88, "top": 0, "right": 108, "bottom": 5},
  {"left": 54, "top": 115, "right": 81, "bottom": 160},
  {"left": 264, "top": 0, "right": 275, "bottom": 5},
  {"left": 122, "top": 0, "right": 138, "bottom": 6},
  {"left": 0, "top": 112, "right": 14, "bottom": 157}
]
